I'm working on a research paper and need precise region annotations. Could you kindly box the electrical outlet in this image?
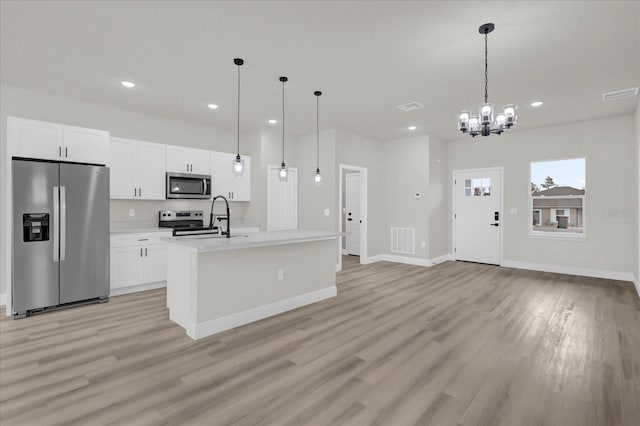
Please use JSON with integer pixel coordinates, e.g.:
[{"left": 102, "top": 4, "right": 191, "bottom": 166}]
[
  {"left": 277, "top": 269, "right": 284, "bottom": 281},
  {"left": 128, "top": 209, "right": 135, "bottom": 217},
  {"left": 421, "top": 241, "right": 426, "bottom": 248},
  {"left": 324, "top": 209, "right": 330, "bottom": 216}
]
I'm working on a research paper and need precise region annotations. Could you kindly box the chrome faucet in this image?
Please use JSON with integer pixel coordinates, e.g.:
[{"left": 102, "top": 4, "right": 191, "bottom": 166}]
[{"left": 209, "top": 195, "right": 230, "bottom": 238}]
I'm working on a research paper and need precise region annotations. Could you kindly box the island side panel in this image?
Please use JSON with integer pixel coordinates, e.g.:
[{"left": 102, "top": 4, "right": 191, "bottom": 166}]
[
  {"left": 194, "top": 238, "right": 337, "bottom": 337},
  {"left": 166, "top": 243, "right": 199, "bottom": 334}
]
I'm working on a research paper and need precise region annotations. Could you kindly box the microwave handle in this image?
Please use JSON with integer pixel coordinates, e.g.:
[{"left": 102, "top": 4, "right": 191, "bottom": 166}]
[{"left": 203, "top": 179, "right": 208, "bottom": 195}]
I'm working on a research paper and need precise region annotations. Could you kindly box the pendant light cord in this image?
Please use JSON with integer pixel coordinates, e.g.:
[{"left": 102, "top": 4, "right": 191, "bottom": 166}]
[
  {"left": 282, "top": 80, "right": 285, "bottom": 163},
  {"left": 237, "top": 65, "right": 240, "bottom": 155},
  {"left": 316, "top": 95, "right": 320, "bottom": 170},
  {"left": 484, "top": 31, "right": 489, "bottom": 104}
]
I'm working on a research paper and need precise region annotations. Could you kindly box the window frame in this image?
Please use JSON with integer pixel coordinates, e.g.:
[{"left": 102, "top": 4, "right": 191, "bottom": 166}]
[{"left": 529, "top": 158, "right": 586, "bottom": 241}]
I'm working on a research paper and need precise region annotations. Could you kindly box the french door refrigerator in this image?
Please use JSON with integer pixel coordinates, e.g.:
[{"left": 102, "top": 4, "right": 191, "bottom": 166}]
[{"left": 12, "top": 159, "right": 110, "bottom": 317}]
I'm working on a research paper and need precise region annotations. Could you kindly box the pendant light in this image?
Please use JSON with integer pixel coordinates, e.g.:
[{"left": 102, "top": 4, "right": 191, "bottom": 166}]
[
  {"left": 313, "top": 91, "right": 322, "bottom": 187},
  {"left": 457, "top": 23, "right": 517, "bottom": 137},
  {"left": 232, "top": 58, "right": 245, "bottom": 177},
  {"left": 279, "top": 76, "right": 288, "bottom": 182}
]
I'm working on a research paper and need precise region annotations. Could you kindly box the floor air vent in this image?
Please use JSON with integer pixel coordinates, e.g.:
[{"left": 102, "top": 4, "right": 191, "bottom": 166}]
[{"left": 391, "top": 227, "right": 415, "bottom": 254}]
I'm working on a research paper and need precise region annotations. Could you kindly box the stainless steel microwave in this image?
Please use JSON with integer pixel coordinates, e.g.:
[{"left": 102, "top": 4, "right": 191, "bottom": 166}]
[{"left": 166, "top": 172, "right": 211, "bottom": 199}]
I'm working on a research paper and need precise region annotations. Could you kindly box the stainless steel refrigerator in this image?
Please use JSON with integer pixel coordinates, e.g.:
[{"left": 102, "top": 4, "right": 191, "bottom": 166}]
[{"left": 12, "top": 159, "right": 110, "bottom": 317}]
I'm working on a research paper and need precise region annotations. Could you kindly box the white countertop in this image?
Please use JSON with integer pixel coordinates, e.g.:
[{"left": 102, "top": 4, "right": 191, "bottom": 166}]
[{"left": 164, "top": 230, "right": 340, "bottom": 253}]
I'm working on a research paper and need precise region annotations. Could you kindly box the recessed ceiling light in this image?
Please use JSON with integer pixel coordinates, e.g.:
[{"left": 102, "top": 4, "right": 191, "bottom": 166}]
[
  {"left": 408, "top": 126, "right": 417, "bottom": 130},
  {"left": 530, "top": 101, "right": 543, "bottom": 107},
  {"left": 207, "top": 104, "right": 219, "bottom": 110},
  {"left": 268, "top": 119, "right": 278, "bottom": 124},
  {"left": 121, "top": 81, "right": 135, "bottom": 88}
]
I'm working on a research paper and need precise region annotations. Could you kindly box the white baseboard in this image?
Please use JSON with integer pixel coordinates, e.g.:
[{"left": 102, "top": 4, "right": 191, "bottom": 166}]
[
  {"left": 341, "top": 249, "right": 348, "bottom": 255},
  {"left": 501, "top": 259, "right": 635, "bottom": 283},
  {"left": 110, "top": 281, "right": 166, "bottom": 297},
  {"left": 183, "top": 286, "right": 337, "bottom": 340},
  {"left": 0, "top": 293, "right": 5, "bottom": 306},
  {"left": 363, "top": 253, "right": 454, "bottom": 267}
]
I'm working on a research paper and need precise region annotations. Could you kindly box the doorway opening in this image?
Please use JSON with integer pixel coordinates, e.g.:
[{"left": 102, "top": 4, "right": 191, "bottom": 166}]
[{"left": 338, "top": 164, "right": 368, "bottom": 271}]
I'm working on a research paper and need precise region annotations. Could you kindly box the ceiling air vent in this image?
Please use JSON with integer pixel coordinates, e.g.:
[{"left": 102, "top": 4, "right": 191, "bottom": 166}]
[
  {"left": 397, "top": 101, "right": 424, "bottom": 112},
  {"left": 602, "top": 87, "right": 639, "bottom": 102}
]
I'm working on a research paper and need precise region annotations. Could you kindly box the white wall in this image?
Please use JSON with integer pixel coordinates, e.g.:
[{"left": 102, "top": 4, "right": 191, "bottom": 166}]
[
  {"left": 382, "top": 135, "right": 430, "bottom": 259},
  {"left": 635, "top": 98, "right": 640, "bottom": 286},
  {"left": 448, "top": 115, "right": 637, "bottom": 276},
  {"left": 428, "top": 136, "right": 449, "bottom": 259},
  {"left": 296, "top": 129, "right": 336, "bottom": 232}
]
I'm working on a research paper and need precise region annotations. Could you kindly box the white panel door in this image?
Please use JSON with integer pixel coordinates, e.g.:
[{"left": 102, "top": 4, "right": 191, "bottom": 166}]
[
  {"left": 346, "top": 173, "right": 361, "bottom": 255},
  {"left": 109, "top": 137, "right": 137, "bottom": 199},
  {"left": 142, "top": 244, "right": 168, "bottom": 283},
  {"left": 267, "top": 166, "right": 298, "bottom": 231},
  {"left": 63, "top": 125, "right": 109, "bottom": 165},
  {"left": 9, "top": 117, "right": 63, "bottom": 161},
  {"left": 136, "top": 141, "right": 166, "bottom": 200},
  {"left": 110, "top": 246, "right": 143, "bottom": 289},
  {"left": 454, "top": 168, "right": 502, "bottom": 265}
]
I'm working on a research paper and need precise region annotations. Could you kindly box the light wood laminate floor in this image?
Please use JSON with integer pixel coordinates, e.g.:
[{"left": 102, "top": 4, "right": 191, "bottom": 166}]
[{"left": 1, "top": 257, "right": 639, "bottom": 426}]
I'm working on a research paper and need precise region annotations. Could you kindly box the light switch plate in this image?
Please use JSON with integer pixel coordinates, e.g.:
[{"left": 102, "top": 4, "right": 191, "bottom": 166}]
[
  {"left": 128, "top": 209, "right": 135, "bottom": 217},
  {"left": 324, "top": 209, "right": 330, "bottom": 216}
]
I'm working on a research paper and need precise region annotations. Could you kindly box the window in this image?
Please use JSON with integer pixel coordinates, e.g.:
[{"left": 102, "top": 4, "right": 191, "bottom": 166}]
[
  {"left": 530, "top": 158, "right": 585, "bottom": 237},
  {"left": 465, "top": 178, "right": 491, "bottom": 196}
]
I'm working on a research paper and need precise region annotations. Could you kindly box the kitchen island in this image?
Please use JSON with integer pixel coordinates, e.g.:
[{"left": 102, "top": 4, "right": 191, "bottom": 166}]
[{"left": 165, "top": 230, "right": 339, "bottom": 340}]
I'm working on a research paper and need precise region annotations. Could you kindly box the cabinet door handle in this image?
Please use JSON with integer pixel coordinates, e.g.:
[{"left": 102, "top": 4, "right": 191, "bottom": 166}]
[
  {"left": 187, "top": 164, "right": 189, "bottom": 172},
  {"left": 140, "top": 248, "right": 143, "bottom": 257},
  {"left": 65, "top": 147, "right": 68, "bottom": 158},
  {"left": 59, "top": 146, "right": 62, "bottom": 157},
  {"left": 134, "top": 188, "right": 137, "bottom": 197},
  {"left": 145, "top": 248, "right": 148, "bottom": 257},
  {"left": 139, "top": 187, "right": 142, "bottom": 197}
]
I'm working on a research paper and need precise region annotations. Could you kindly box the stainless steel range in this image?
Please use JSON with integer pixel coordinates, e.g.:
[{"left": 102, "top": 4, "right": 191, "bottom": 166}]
[{"left": 159, "top": 210, "right": 223, "bottom": 236}]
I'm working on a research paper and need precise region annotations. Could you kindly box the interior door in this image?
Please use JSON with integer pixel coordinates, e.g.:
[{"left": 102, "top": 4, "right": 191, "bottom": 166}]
[
  {"left": 346, "top": 173, "right": 361, "bottom": 255},
  {"left": 267, "top": 166, "right": 298, "bottom": 231},
  {"left": 59, "top": 163, "right": 110, "bottom": 303},
  {"left": 454, "top": 168, "right": 502, "bottom": 265}
]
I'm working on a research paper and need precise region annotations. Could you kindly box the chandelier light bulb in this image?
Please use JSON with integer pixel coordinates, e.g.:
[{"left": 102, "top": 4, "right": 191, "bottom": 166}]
[
  {"left": 469, "top": 116, "right": 480, "bottom": 132},
  {"left": 495, "top": 113, "right": 506, "bottom": 129}
]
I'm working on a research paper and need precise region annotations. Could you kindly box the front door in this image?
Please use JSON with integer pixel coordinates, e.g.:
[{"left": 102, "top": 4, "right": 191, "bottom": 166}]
[
  {"left": 453, "top": 168, "right": 502, "bottom": 265},
  {"left": 346, "top": 173, "right": 361, "bottom": 256}
]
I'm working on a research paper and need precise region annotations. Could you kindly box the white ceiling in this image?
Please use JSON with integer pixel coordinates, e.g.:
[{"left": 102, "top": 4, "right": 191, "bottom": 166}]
[{"left": 1, "top": 1, "right": 639, "bottom": 142}]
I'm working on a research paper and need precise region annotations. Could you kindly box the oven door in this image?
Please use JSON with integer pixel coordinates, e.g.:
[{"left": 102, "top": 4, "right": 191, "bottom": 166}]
[{"left": 166, "top": 173, "right": 212, "bottom": 199}]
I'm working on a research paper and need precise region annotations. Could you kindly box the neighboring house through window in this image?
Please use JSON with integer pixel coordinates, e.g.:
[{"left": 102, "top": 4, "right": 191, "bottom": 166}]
[{"left": 530, "top": 158, "right": 585, "bottom": 237}]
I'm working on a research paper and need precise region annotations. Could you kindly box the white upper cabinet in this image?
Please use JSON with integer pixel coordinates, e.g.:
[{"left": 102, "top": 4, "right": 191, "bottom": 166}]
[
  {"left": 7, "top": 116, "right": 109, "bottom": 165},
  {"left": 63, "top": 125, "right": 109, "bottom": 164},
  {"left": 110, "top": 137, "right": 166, "bottom": 200},
  {"left": 210, "top": 151, "right": 251, "bottom": 201},
  {"left": 166, "top": 145, "right": 211, "bottom": 175}
]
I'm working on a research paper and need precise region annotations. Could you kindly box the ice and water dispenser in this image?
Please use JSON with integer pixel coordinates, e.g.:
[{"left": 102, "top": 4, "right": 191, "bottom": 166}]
[{"left": 23, "top": 213, "right": 50, "bottom": 242}]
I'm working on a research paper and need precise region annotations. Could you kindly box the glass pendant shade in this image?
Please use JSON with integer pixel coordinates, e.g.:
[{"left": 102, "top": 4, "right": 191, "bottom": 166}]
[
  {"left": 233, "top": 154, "right": 244, "bottom": 177},
  {"left": 458, "top": 111, "right": 470, "bottom": 131},
  {"left": 279, "top": 162, "right": 288, "bottom": 182},
  {"left": 495, "top": 113, "right": 506, "bottom": 129},
  {"left": 469, "top": 116, "right": 480, "bottom": 132},
  {"left": 503, "top": 104, "right": 517, "bottom": 127},
  {"left": 480, "top": 103, "right": 493, "bottom": 125},
  {"left": 314, "top": 168, "right": 322, "bottom": 187}
]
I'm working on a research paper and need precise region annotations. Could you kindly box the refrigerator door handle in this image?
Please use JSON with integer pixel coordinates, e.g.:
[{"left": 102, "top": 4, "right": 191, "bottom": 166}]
[
  {"left": 60, "top": 186, "right": 67, "bottom": 261},
  {"left": 53, "top": 186, "right": 59, "bottom": 262}
]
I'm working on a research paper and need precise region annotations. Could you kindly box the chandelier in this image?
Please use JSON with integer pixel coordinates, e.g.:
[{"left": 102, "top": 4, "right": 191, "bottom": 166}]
[{"left": 458, "top": 23, "right": 517, "bottom": 137}]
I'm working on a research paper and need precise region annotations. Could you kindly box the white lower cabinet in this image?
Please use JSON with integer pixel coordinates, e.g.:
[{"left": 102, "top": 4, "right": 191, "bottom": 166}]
[{"left": 110, "top": 232, "right": 172, "bottom": 293}]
